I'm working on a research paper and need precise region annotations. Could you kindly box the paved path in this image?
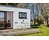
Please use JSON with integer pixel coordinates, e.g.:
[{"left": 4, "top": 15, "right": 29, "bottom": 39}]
[{"left": 0, "top": 28, "right": 41, "bottom": 36}]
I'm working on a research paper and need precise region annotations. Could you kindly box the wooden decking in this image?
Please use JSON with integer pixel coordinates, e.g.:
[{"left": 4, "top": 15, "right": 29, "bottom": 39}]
[{"left": 0, "top": 28, "right": 41, "bottom": 36}]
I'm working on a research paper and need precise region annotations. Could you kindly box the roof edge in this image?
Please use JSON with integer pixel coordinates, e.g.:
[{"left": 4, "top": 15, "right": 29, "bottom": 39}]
[{"left": 0, "top": 5, "right": 30, "bottom": 10}]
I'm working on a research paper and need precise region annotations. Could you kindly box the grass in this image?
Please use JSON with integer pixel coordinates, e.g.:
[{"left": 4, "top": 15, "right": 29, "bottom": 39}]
[{"left": 22, "top": 24, "right": 49, "bottom": 36}]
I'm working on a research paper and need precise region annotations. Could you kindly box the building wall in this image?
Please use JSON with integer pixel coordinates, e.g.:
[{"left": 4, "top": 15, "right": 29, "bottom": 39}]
[
  {"left": 0, "top": 6, "right": 30, "bottom": 29},
  {"left": 13, "top": 9, "right": 30, "bottom": 29}
]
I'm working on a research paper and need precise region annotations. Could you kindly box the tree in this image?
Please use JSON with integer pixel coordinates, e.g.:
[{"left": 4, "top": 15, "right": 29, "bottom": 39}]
[
  {"left": 39, "top": 3, "right": 49, "bottom": 26},
  {"left": 16, "top": 3, "right": 27, "bottom": 8},
  {"left": 0, "top": 3, "right": 18, "bottom": 7},
  {"left": 43, "top": 4, "right": 49, "bottom": 26},
  {"left": 27, "top": 3, "right": 40, "bottom": 26}
]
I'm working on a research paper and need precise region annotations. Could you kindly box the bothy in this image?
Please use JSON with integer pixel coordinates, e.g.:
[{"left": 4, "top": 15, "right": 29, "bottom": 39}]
[{"left": 0, "top": 5, "right": 30, "bottom": 29}]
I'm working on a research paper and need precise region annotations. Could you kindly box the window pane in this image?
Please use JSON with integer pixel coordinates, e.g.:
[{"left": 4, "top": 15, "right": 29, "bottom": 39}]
[
  {"left": 0, "top": 12, "right": 4, "bottom": 28},
  {"left": 0, "top": 12, "right": 4, "bottom": 21},
  {"left": 19, "top": 12, "right": 27, "bottom": 19}
]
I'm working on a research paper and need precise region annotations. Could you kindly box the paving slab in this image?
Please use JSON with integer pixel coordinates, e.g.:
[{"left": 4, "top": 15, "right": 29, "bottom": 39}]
[{"left": 0, "top": 28, "right": 41, "bottom": 36}]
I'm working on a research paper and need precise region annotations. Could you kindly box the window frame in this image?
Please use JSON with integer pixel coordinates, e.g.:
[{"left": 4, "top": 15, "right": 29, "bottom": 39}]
[{"left": 19, "top": 12, "right": 27, "bottom": 19}]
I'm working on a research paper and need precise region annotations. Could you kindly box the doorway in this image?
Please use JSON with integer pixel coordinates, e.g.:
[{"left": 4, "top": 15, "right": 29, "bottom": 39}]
[
  {"left": 7, "top": 11, "right": 13, "bottom": 29},
  {"left": 0, "top": 11, "right": 13, "bottom": 29}
]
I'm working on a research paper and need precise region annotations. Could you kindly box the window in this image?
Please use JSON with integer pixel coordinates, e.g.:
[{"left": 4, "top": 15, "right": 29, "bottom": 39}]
[
  {"left": 0, "top": 12, "right": 4, "bottom": 21},
  {"left": 0, "top": 12, "right": 4, "bottom": 27},
  {"left": 19, "top": 12, "right": 27, "bottom": 19}
]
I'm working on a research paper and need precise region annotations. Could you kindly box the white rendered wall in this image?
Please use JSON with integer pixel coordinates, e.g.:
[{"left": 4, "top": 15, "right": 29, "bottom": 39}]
[{"left": 13, "top": 9, "right": 30, "bottom": 29}]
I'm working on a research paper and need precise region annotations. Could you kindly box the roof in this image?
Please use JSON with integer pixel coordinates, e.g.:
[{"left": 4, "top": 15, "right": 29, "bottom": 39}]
[{"left": 0, "top": 5, "right": 30, "bottom": 10}]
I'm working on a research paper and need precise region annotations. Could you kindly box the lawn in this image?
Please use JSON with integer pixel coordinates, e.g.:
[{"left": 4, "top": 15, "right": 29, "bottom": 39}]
[{"left": 23, "top": 24, "right": 49, "bottom": 36}]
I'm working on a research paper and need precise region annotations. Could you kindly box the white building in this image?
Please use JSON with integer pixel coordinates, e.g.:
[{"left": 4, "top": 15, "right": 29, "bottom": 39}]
[{"left": 0, "top": 5, "right": 30, "bottom": 29}]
